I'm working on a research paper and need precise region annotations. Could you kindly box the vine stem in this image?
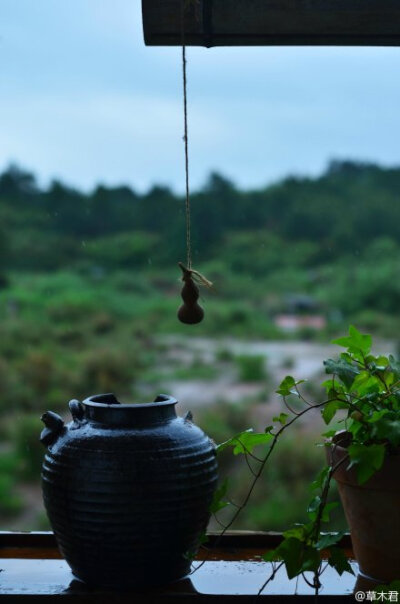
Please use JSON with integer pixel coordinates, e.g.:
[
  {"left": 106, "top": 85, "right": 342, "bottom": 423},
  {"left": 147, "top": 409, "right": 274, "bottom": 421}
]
[
  {"left": 253, "top": 561, "right": 285, "bottom": 601},
  {"left": 308, "top": 450, "right": 350, "bottom": 590},
  {"left": 190, "top": 395, "right": 345, "bottom": 575}
]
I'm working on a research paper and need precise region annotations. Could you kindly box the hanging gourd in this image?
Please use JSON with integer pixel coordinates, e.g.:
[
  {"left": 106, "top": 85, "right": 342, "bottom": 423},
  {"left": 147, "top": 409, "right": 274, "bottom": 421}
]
[{"left": 177, "top": 262, "right": 213, "bottom": 324}]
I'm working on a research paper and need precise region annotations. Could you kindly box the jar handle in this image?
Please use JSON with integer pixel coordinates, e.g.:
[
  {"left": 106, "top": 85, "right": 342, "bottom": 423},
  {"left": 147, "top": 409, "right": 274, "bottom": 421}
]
[
  {"left": 184, "top": 410, "right": 193, "bottom": 422},
  {"left": 69, "top": 399, "right": 85, "bottom": 422},
  {"left": 40, "top": 411, "right": 64, "bottom": 447}
]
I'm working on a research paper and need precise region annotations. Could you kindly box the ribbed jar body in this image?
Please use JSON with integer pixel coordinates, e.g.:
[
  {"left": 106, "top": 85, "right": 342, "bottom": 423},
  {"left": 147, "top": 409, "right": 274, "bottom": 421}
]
[{"left": 41, "top": 394, "right": 218, "bottom": 588}]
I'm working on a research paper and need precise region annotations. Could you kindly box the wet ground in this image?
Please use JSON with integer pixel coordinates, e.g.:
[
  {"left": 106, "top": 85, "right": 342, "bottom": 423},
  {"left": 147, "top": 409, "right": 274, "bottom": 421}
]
[{"left": 156, "top": 336, "right": 395, "bottom": 412}]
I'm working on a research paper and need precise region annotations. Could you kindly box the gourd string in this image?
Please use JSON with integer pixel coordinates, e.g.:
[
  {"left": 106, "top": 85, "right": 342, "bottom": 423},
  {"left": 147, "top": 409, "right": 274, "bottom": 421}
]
[
  {"left": 177, "top": 2, "right": 212, "bottom": 325},
  {"left": 181, "top": 1, "right": 192, "bottom": 270}
]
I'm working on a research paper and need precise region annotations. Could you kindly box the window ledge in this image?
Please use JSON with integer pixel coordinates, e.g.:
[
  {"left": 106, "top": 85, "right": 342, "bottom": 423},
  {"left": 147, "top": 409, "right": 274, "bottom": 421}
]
[{"left": 0, "top": 531, "right": 357, "bottom": 601}]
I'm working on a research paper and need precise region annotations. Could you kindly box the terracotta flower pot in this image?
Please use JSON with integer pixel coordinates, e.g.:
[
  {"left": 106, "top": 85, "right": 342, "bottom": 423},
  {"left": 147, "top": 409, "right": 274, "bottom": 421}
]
[
  {"left": 327, "top": 432, "right": 400, "bottom": 583},
  {"left": 40, "top": 393, "right": 218, "bottom": 588}
]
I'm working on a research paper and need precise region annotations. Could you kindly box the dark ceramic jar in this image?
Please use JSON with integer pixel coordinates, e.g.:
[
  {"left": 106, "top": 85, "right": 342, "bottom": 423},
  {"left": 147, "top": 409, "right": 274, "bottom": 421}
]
[{"left": 40, "top": 393, "right": 218, "bottom": 588}]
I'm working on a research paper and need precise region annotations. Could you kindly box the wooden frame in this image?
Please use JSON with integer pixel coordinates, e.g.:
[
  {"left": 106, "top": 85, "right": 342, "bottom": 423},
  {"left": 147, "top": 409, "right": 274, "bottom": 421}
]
[{"left": 142, "top": 0, "right": 400, "bottom": 47}]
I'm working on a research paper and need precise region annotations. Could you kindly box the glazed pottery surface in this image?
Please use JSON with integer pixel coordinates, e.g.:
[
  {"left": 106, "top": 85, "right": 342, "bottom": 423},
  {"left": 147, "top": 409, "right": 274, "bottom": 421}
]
[
  {"left": 328, "top": 432, "right": 400, "bottom": 583},
  {"left": 40, "top": 394, "right": 218, "bottom": 588}
]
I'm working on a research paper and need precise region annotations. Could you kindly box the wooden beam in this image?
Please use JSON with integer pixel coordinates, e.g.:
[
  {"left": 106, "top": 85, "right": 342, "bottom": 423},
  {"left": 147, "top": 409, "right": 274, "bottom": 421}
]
[{"left": 142, "top": 0, "right": 400, "bottom": 47}]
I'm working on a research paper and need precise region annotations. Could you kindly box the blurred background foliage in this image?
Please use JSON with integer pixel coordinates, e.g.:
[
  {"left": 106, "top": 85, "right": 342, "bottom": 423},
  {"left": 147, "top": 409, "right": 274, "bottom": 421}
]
[{"left": 0, "top": 159, "right": 399, "bottom": 531}]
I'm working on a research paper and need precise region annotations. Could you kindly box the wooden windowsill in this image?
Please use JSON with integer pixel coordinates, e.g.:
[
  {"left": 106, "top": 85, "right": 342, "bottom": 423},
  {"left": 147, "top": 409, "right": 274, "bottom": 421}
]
[{"left": 0, "top": 531, "right": 357, "bottom": 601}]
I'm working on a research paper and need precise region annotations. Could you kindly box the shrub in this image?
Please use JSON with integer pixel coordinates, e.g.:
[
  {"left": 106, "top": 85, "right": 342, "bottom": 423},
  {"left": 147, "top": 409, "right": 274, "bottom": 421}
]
[
  {"left": 18, "top": 352, "right": 54, "bottom": 396},
  {"left": 211, "top": 431, "right": 345, "bottom": 532},
  {"left": 0, "top": 474, "right": 23, "bottom": 517},
  {"left": 80, "top": 348, "right": 137, "bottom": 396},
  {"left": 0, "top": 451, "right": 24, "bottom": 517},
  {"left": 197, "top": 400, "right": 254, "bottom": 449},
  {"left": 281, "top": 356, "right": 295, "bottom": 370},
  {"left": 10, "top": 414, "right": 43, "bottom": 482},
  {"left": 91, "top": 312, "right": 115, "bottom": 335},
  {"left": 235, "top": 354, "right": 267, "bottom": 382},
  {"left": 215, "top": 347, "right": 234, "bottom": 362},
  {"left": 171, "top": 363, "right": 218, "bottom": 381}
]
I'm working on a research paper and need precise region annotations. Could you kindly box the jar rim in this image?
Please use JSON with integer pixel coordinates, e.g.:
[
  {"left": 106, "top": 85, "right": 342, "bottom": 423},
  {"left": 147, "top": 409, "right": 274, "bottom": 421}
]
[{"left": 83, "top": 393, "right": 178, "bottom": 410}]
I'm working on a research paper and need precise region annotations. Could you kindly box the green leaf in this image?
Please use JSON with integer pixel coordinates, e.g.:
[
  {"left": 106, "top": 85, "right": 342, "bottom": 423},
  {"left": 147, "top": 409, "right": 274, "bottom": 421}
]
[
  {"left": 332, "top": 325, "right": 372, "bottom": 356},
  {"left": 389, "top": 355, "right": 400, "bottom": 378},
  {"left": 351, "top": 372, "right": 381, "bottom": 396},
  {"left": 310, "top": 466, "right": 330, "bottom": 492},
  {"left": 370, "top": 417, "right": 400, "bottom": 448},
  {"left": 217, "top": 429, "right": 273, "bottom": 455},
  {"left": 283, "top": 524, "right": 309, "bottom": 541},
  {"left": 263, "top": 538, "right": 320, "bottom": 579},
  {"left": 276, "top": 375, "right": 296, "bottom": 396},
  {"left": 328, "top": 546, "right": 354, "bottom": 576},
  {"left": 308, "top": 501, "right": 338, "bottom": 523},
  {"left": 322, "top": 400, "right": 347, "bottom": 424},
  {"left": 323, "top": 358, "right": 359, "bottom": 389},
  {"left": 209, "top": 478, "right": 230, "bottom": 513},
  {"left": 373, "top": 355, "right": 390, "bottom": 370},
  {"left": 184, "top": 530, "right": 209, "bottom": 560},
  {"left": 348, "top": 443, "right": 386, "bottom": 484},
  {"left": 262, "top": 549, "right": 279, "bottom": 563},
  {"left": 348, "top": 420, "right": 365, "bottom": 440},
  {"left": 384, "top": 370, "right": 396, "bottom": 388},
  {"left": 366, "top": 409, "right": 390, "bottom": 423},
  {"left": 316, "top": 532, "right": 346, "bottom": 550},
  {"left": 307, "top": 496, "right": 321, "bottom": 515},
  {"left": 321, "top": 430, "right": 337, "bottom": 438},
  {"left": 273, "top": 412, "right": 289, "bottom": 425},
  {"left": 276, "top": 376, "right": 305, "bottom": 397}
]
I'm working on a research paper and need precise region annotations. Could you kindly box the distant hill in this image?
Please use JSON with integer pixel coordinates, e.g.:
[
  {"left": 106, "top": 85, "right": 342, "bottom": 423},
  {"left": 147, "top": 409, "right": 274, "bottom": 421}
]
[{"left": 1, "top": 160, "right": 400, "bottom": 275}]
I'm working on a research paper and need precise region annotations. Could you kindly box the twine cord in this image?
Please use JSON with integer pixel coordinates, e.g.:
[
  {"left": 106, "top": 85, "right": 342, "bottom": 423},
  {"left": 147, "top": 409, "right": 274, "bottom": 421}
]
[
  {"left": 179, "top": 1, "right": 213, "bottom": 297},
  {"left": 181, "top": 2, "right": 192, "bottom": 270},
  {"left": 178, "top": 261, "right": 213, "bottom": 289}
]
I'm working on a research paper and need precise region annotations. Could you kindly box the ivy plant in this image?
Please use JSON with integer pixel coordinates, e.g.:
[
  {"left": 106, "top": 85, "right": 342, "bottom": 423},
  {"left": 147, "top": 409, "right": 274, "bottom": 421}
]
[{"left": 210, "top": 326, "right": 400, "bottom": 594}]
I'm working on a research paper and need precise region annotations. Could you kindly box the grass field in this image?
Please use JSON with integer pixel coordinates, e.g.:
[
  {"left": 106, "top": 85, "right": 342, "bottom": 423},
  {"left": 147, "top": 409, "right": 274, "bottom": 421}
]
[{"left": 0, "top": 268, "right": 373, "bottom": 531}]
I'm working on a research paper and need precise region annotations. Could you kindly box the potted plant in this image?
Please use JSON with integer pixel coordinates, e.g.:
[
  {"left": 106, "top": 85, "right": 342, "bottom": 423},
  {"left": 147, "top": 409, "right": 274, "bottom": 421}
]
[{"left": 216, "top": 326, "right": 400, "bottom": 591}]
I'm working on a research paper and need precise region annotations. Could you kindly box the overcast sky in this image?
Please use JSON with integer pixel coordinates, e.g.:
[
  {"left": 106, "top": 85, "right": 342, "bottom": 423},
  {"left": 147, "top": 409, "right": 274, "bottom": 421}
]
[{"left": 1, "top": 1, "right": 400, "bottom": 193}]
